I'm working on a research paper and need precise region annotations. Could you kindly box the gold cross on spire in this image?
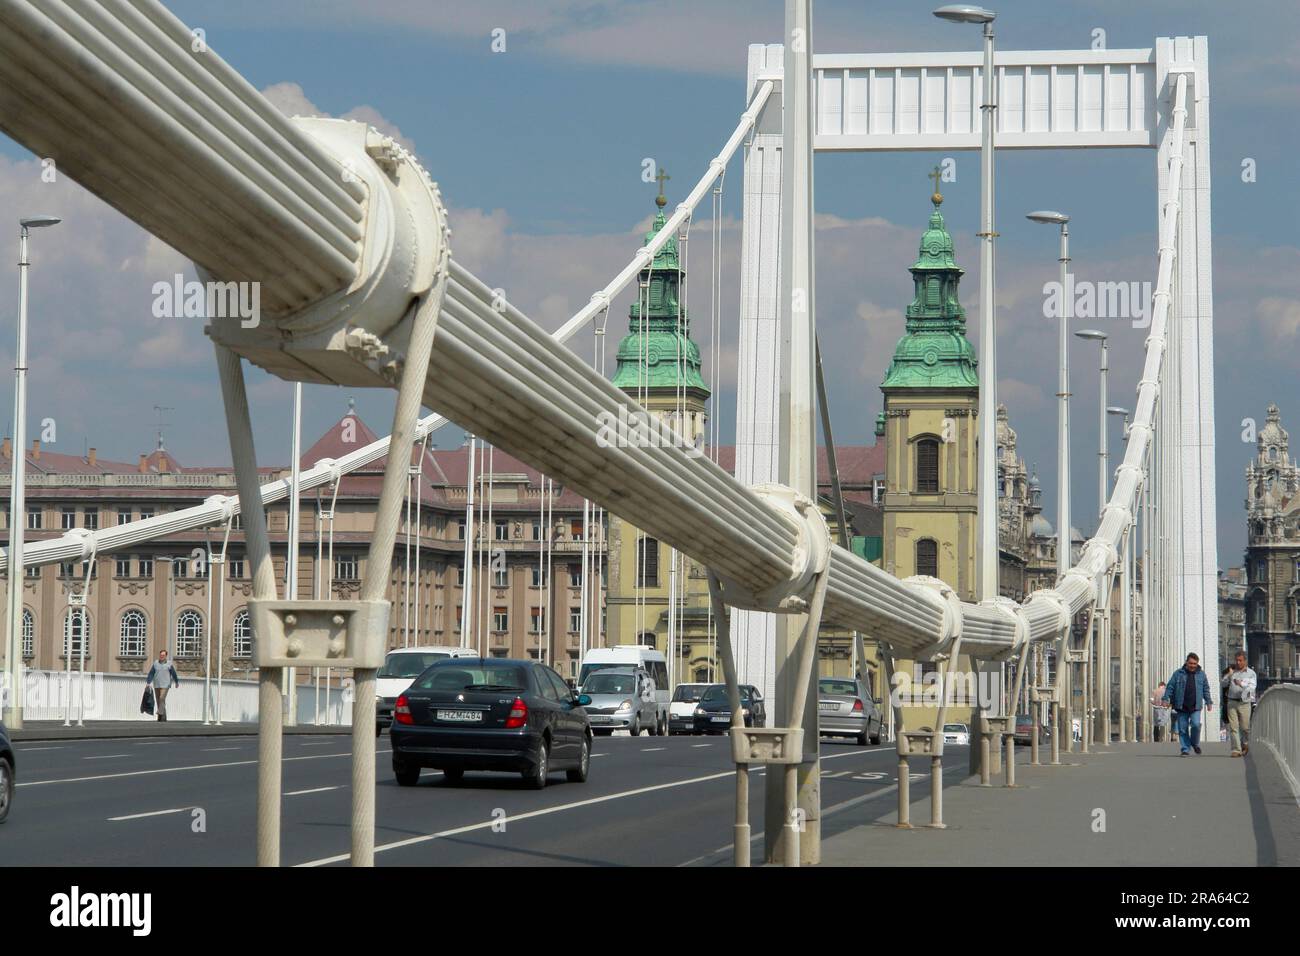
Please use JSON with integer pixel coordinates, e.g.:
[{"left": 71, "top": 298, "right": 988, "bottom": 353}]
[
  {"left": 655, "top": 167, "right": 670, "bottom": 208},
  {"left": 929, "top": 165, "right": 944, "bottom": 206}
]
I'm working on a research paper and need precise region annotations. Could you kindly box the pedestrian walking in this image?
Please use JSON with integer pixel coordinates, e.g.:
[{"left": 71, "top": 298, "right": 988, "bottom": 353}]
[
  {"left": 145, "top": 649, "right": 180, "bottom": 722},
  {"left": 1161, "top": 653, "right": 1213, "bottom": 756},
  {"left": 1221, "top": 650, "right": 1257, "bottom": 758}
]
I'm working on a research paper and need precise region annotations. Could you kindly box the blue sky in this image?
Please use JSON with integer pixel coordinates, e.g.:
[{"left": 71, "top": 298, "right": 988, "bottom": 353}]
[{"left": 0, "top": 0, "right": 1296, "bottom": 567}]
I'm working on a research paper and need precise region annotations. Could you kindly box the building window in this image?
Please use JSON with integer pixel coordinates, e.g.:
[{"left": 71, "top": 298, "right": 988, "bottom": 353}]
[
  {"left": 493, "top": 606, "right": 508, "bottom": 632},
  {"left": 569, "top": 563, "right": 581, "bottom": 586},
  {"left": 117, "top": 507, "right": 132, "bottom": 526},
  {"left": 115, "top": 556, "right": 131, "bottom": 578},
  {"left": 61, "top": 506, "right": 76, "bottom": 530},
  {"left": 21, "top": 609, "right": 33, "bottom": 658},
  {"left": 493, "top": 566, "right": 508, "bottom": 588},
  {"left": 334, "top": 553, "right": 358, "bottom": 581},
  {"left": 570, "top": 519, "right": 584, "bottom": 540},
  {"left": 457, "top": 519, "right": 466, "bottom": 541},
  {"left": 63, "top": 608, "right": 90, "bottom": 658},
  {"left": 138, "top": 556, "right": 153, "bottom": 578},
  {"left": 569, "top": 608, "right": 581, "bottom": 633},
  {"left": 83, "top": 509, "right": 99, "bottom": 530},
  {"left": 916, "top": 539, "right": 939, "bottom": 578},
  {"left": 530, "top": 607, "right": 545, "bottom": 634},
  {"left": 26, "top": 507, "right": 41, "bottom": 530},
  {"left": 229, "top": 512, "right": 242, "bottom": 530},
  {"left": 175, "top": 609, "right": 203, "bottom": 658},
  {"left": 494, "top": 519, "right": 509, "bottom": 542},
  {"left": 637, "top": 631, "right": 656, "bottom": 648},
  {"left": 532, "top": 519, "right": 542, "bottom": 540},
  {"left": 24, "top": 564, "right": 39, "bottom": 579},
  {"left": 637, "top": 538, "right": 660, "bottom": 589},
  {"left": 916, "top": 439, "right": 940, "bottom": 494},
  {"left": 1252, "top": 597, "right": 1267, "bottom": 626},
  {"left": 140, "top": 507, "right": 155, "bottom": 521},
  {"left": 1257, "top": 560, "right": 1267, "bottom": 580},
  {"left": 228, "top": 555, "right": 244, "bottom": 579},
  {"left": 119, "top": 609, "right": 147, "bottom": 658},
  {"left": 233, "top": 609, "right": 252, "bottom": 658},
  {"left": 530, "top": 566, "right": 542, "bottom": 587},
  {"left": 172, "top": 559, "right": 187, "bottom": 579}
]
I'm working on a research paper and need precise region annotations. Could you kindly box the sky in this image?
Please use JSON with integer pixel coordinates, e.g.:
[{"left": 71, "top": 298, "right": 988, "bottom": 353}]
[{"left": 0, "top": 0, "right": 1296, "bottom": 569}]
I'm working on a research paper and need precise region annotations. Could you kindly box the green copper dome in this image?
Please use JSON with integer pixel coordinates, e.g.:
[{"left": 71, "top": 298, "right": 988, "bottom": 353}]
[
  {"left": 611, "top": 192, "right": 709, "bottom": 396},
  {"left": 881, "top": 192, "right": 979, "bottom": 390}
]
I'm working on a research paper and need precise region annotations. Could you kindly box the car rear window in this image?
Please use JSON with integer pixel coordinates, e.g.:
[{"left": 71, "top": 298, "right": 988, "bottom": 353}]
[
  {"left": 413, "top": 663, "right": 527, "bottom": 692},
  {"left": 943, "top": 724, "right": 967, "bottom": 733},
  {"left": 585, "top": 672, "right": 638, "bottom": 695},
  {"left": 819, "top": 679, "right": 857, "bottom": 696},
  {"left": 701, "top": 685, "right": 749, "bottom": 703},
  {"left": 380, "top": 651, "right": 450, "bottom": 678},
  {"left": 672, "top": 684, "right": 707, "bottom": 702}
]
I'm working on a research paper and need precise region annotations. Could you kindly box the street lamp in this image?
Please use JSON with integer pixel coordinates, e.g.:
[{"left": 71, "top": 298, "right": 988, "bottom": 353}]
[
  {"left": 1027, "top": 211, "right": 1070, "bottom": 578},
  {"left": 935, "top": 4, "right": 997, "bottom": 601},
  {"left": 1074, "top": 328, "right": 1108, "bottom": 744},
  {"left": 5, "top": 215, "right": 61, "bottom": 729},
  {"left": 1108, "top": 404, "right": 1133, "bottom": 741}
]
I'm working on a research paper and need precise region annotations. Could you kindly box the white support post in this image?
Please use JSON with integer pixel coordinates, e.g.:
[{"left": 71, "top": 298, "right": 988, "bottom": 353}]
[{"left": 733, "top": 42, "right": 785, "bottom": 706}]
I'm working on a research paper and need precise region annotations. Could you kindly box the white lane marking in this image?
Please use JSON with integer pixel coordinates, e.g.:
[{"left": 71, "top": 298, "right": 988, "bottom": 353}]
[
  {"left": 286, "top": 786, "right": 342, "bottom": 796},
  {"left": 84, "top": 754, "right": 130, "bottom": 760},
  {"left": 18, "top": 749, "right": 391, "bottom": 787},
  {"left": 202, "top": 747, "right": 240, "bottom": 752},
  {"left": 296, "top": 740, "right": 339, "bottom": 746},
  {"left": 641, "top": 747, "right": 665, "bottom": 753},
  {"left": 691, "top": 744, "right": 711, "bottom": 748},
  {"left": 300, "top": 743, "right": 884, "bottom": 868},
  {"left": 591, "top": 754, "right": 610, "bottom": 758},
  {"left": 13, "top": 746, "right": 64, "bottom": 752},
  {"left": 108, "top": 806, "right": 193, "bottom": 822},
  {"left": 134, "top": 741, "right": 170, "bottom": 747}
]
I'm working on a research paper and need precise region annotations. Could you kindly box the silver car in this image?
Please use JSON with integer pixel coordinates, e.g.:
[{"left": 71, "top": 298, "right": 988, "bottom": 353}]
[
  {"left": 818, "top": 677, "right": 883, "bottom": 745},
  {"left": 580, "top": 667, "right": 661, "bottom": 736}
]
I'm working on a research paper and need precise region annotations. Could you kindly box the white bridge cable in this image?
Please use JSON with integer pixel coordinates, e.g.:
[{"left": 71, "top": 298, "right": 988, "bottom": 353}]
[{"left": 0, "top": 78, "right": 773, "bottom": 575}]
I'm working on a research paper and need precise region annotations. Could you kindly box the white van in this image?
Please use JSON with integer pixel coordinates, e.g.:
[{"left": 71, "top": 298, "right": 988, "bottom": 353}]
[
  {"left": 579, "top": 646, "right": 669, "bottom": 735},
  {"left": 376, "top": 645, "right": 479, "bottom": 734}
]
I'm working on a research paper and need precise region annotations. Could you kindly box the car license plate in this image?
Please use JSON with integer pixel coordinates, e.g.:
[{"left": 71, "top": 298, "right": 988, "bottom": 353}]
[
  {"left": 437, "top": 710, "right": 483, "bottom": 723},
  {"left": 589, "top": 715, "right": 609, "bottom": 723},
  {"left": 819, "top": 702, "right": 838, "bottom": 713},
  {"left": 712, "top": 716, "right": 730, "bottom": 723}
]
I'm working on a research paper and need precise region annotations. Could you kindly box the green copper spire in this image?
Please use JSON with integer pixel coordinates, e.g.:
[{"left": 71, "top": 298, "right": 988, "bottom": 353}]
[
  {"left": 611, "top": 179, "right": 709, "bottom": 396},
  {"left": 881, "top": 182, "right": 979, "bottom": 390}
]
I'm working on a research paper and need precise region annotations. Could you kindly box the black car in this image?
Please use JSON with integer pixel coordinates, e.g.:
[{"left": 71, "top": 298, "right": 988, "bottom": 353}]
[
  {"left": 692, "top": 683, "right": 766, "bottom": 734},
  {"left": 390, "top": 658, "right": 593, "bottom": 789},
  {"left": 0, "top": 720, "right": 13, "bottom": 824}
]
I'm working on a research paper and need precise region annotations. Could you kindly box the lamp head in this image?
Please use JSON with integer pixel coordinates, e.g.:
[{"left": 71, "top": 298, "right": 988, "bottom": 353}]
[
  {"left": 1074, "top": 329, "right": 1107, "bottom": 341},
  {"left": 933, "top": 4, "right": 996, "bottom": 23},
  {"left": 1107, "top": 406, "right": 1130, "bottom": 418},
  {"left": 1026, "top": 210, "right": 1069, "bottom": 225},
  {"left": 19, "top": 215, "right": 61, "bottom": 230}
]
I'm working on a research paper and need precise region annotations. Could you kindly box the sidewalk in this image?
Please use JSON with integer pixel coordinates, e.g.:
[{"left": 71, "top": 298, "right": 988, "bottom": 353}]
[
  {"left": 820, "top": 739, "right": 1300, "bottom": 866},
  {"left": 9, "top": 720, "right": 351, "bottom": 742}
]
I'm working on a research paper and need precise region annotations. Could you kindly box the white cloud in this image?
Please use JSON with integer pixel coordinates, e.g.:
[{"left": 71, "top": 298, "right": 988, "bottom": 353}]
[{"left": 260, "top": 82, "right": 416, "bottom": 152}]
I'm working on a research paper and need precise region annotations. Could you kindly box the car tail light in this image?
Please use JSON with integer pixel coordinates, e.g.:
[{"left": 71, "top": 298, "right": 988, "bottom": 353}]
[
  {"left": 394, "top": 695, "right": 413, "bottom": 726},
  {"left": 851, "top": 698, "right": 864, "bottom": 714},
  {"left": 505, "top": 696, "right": 528, "bottom": 729}
]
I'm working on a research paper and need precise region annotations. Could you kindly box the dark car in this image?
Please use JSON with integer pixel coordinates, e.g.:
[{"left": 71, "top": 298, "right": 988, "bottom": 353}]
[
  {"left": 1014, "top": 713, "right": 1050, "bottom": 745},
  {"left": 0, "top": 720, "right": 13, "bottom": 824},
  {"left": 693, "top": 683, "right": 766, "bottom": 734},
  {"left": 390, "top": 658, "right": 593, "bottom": 789}
]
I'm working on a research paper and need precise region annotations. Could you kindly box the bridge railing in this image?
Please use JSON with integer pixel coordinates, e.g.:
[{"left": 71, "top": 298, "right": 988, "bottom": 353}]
[{"left": 1254, "top": 684, "right": 1300, "bottom": 800}]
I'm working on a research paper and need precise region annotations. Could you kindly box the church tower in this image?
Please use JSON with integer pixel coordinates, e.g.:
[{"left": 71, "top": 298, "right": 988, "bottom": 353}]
[{"left": 880, "top": 178, "right": 979, "bottom": 599}]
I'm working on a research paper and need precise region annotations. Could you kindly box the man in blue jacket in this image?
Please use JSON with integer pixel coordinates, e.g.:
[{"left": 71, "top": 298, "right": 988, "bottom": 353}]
[
  {"left": 145, "top": 650, "right": 180, "bottom": 722},
  {"left": 1162, "top": 652, "right": 1214, "bottom": 756}
]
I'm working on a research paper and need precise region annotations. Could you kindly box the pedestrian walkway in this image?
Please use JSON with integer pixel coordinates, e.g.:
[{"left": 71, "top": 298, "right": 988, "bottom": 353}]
[
  {"left": 9, "top": 720, "right": 350, "bottom": 742},
  {"left": 820, "top": 740, "right": 1300, "bottom": 866}
]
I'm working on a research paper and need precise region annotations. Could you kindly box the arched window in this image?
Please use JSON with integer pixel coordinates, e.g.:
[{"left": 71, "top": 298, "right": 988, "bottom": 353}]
[
  {"left": 63, "top": 608, "right": 90, "bottom": 658},
  {"left": 916, "top": 438, "right": 940, "bottom": 494},
  {"left": 175, "top": 609, "right": 203, "bottom": 658},
  {"left": 21, "top": 608, "right": 33, "bottom": 658},
  {"left": 1252, "top": 596, "right": 1267, "bottom": 626},
  {"left": 119, "top": 609, "right": 147, "bottom": 658},
  {"left": 916, "top": 539, "right": 939, "bottom": 578},
  {"left": 636, "top": 631, "right": 657, "bottom": 648},
  {"left": 233, "top": 609, "right": 252, "bottom": 659}
]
